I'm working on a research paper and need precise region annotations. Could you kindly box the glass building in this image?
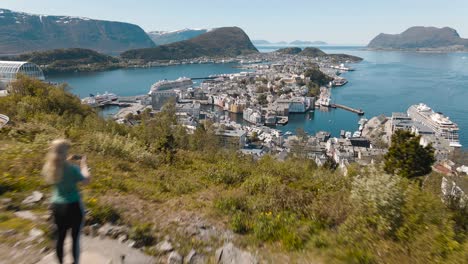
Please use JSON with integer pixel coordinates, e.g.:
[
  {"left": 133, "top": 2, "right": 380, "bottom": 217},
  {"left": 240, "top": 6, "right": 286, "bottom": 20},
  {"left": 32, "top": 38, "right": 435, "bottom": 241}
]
[{"left": 0, "top": 61, "right": 45, "bottom": 89}]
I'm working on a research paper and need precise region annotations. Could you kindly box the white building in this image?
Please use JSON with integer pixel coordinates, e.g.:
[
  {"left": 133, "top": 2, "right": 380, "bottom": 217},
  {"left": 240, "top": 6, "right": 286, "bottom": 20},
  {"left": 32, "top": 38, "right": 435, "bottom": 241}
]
[{"left": 0, "top": 61, "right": 45, "bottom": 89}]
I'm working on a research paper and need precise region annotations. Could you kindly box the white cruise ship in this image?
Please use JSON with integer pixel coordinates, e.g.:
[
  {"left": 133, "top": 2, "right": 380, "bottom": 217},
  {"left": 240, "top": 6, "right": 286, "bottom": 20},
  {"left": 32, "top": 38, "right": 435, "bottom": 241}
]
[
  {"left": 149, "top": 77, "right": 193, "bottom": 94},
  {"left": 407, "top": 103, "right": 461, "bottom": 147}
]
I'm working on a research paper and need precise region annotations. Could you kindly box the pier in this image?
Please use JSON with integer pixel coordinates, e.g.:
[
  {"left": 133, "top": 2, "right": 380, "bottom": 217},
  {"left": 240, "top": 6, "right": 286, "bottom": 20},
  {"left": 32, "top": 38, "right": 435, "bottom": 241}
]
[
  {"left": 191, "top": 76, "right": 218, "bottom": 80},
  {"left": 331, "top": 104, "right": 365, "bottom": 115}
]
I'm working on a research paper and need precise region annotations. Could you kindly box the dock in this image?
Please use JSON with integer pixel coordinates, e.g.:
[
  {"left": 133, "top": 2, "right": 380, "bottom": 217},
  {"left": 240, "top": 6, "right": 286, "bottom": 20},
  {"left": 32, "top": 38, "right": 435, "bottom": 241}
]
[
  {"left": 277, "top": 116, "right": 289, "bottom": 125},
  {"left": 331, "top": 104, "right": 364, "bottom": 115}
]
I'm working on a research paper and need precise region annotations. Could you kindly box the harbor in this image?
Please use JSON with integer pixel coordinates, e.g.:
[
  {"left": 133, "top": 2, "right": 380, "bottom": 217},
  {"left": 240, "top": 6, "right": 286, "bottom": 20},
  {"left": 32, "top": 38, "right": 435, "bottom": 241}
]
[{"left": 49, "top": 46, "right": 468, "bottom": 148}]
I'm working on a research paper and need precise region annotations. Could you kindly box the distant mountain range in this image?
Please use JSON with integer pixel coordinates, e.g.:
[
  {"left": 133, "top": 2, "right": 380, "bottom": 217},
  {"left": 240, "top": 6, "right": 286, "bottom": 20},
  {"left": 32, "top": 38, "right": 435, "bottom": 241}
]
[
  {"left": 121, "top": 27, "right": 259, "bottom": 61},
  {"left": 0, "top": 9, "right": 155, "bottom": 55},
  {"left": 252, "top": 40, "right": 328, "bottom": 45},
  {"left": 147, "top": 28, "right": 210, "bottom": 46},
  {"left": 368, "top": 26, "right": 468, "bottom": 51}
]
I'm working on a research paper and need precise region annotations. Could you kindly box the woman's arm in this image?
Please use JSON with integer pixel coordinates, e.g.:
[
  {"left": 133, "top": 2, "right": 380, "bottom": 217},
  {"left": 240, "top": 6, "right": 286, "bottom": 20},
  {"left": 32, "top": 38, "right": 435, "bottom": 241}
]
[{"left": 80, "top": 155, "right": 91, "bottom": 185}]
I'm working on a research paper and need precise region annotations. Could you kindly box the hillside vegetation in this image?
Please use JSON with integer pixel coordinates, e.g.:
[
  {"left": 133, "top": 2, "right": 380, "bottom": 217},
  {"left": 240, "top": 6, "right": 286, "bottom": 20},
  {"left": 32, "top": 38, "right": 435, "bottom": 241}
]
[
  {"left": 121, "top": 27, "right": 259, "bottom": 61},
  {"left": 2, "top": 48, "right": 123, "bottom": 74},
  {"left": 0, "top": 77, "right": 466, "bottom": 263},
  {"left": 276, "top": 47, "right": 363, "bottom": 63}
]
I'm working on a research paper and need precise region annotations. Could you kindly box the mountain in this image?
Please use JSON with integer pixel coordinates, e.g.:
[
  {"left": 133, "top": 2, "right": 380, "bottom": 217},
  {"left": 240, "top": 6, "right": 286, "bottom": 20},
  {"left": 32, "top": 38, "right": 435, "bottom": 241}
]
[
  {"left": 1, "top": 48, "right": 123, "bottom": 74},
  {"left": 121, "top": 27, "right": 259, "bottom": 61},
  {"left": 368, "top": 26, "right": 468, "bottom": 50},
  {"left": 0, "top": 9, "right": 155, "bottom": 55},
  {"left": 290, "top": 40, "right": 328, "bottom": 45},
  {"left": 148, "top": 28, "right": 209, "bottom": 46}
]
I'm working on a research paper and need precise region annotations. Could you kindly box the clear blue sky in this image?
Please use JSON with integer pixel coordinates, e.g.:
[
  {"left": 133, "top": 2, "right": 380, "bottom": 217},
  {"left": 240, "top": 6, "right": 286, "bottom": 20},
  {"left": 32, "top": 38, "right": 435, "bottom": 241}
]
[{"left": 2, "top": 0, "right": 467, "bottom": 44}]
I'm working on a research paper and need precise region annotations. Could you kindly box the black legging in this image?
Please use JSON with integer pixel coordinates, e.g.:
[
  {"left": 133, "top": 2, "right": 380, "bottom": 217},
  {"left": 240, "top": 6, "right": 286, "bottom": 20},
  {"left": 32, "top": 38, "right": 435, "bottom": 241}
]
[{"left": 52, "top": 202, "right": 83, "bottom": 264}]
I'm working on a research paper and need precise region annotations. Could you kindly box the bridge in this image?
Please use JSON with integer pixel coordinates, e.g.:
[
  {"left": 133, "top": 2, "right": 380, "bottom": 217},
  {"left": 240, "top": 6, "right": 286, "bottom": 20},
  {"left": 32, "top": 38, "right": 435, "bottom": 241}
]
[
  {"left": 0, "top": 114, "right": 9, "bottom": 128},
  {"left": 331, "top": 104, "right": 365, "bottom": 115}
]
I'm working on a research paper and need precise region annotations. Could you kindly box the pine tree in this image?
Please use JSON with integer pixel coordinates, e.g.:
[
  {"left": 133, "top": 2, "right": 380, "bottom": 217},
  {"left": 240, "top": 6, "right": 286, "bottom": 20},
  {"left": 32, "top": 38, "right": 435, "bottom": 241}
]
[{"left": 384, "top": 130, "right": 435, "bottom": 178}]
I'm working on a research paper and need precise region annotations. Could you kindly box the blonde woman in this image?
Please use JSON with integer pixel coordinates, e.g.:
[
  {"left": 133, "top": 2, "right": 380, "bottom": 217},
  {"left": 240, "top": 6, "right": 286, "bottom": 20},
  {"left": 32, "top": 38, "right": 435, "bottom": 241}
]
[{"left": 42, "top": 139, "right": 91, "bottom": 264}]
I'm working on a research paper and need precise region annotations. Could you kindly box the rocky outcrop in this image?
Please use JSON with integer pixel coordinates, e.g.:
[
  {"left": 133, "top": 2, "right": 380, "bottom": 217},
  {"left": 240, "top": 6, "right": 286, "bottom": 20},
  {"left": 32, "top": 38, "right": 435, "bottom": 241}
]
[{"left": 215, "top": 243, "right": 257, "bottom": 264}]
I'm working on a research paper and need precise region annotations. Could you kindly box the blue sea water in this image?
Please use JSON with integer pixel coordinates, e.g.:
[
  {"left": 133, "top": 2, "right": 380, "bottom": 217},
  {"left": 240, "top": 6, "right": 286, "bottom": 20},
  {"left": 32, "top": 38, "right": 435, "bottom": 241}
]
[{"left": 47, "top": 46, "right": 468, "bottom": 148}]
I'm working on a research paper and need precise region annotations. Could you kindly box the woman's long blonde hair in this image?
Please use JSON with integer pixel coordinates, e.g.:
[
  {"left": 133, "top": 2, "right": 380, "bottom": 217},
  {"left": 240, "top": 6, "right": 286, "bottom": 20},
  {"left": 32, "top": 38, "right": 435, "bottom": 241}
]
[{"left": 42, "top": 139, "right": 71, "bottom": 184}]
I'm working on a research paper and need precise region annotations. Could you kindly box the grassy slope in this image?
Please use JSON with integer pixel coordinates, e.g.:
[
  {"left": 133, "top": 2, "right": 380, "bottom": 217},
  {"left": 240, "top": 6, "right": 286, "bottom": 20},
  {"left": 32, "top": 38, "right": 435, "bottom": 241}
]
[{"left": 0, "top": 77, "right": 466, "bottom": 262}]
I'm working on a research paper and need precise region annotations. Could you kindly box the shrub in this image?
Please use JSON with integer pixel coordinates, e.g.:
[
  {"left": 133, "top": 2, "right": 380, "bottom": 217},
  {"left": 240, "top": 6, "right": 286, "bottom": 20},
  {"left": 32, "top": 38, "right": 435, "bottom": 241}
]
[
  {"left": 230, "top": 212, "right": 249, "bottom": 234},
  {"left": 214, "top": 195, "right": 248, "bottom": 214},
  {"left": 129, "top": 223, "right": 155, "bottom": 246},
  {"left": 85, "top": 197, "right": 120, "bottom": 224}
]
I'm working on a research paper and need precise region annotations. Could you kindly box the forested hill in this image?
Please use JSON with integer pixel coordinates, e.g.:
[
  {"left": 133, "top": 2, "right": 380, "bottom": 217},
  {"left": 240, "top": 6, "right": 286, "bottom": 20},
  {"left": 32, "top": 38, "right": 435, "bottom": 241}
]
[
  {"left": 1, "top": 48, "right": 123, "bottom": 74},
  {"left": 121, "top": 27, "right": 259, "bottom": 61}
]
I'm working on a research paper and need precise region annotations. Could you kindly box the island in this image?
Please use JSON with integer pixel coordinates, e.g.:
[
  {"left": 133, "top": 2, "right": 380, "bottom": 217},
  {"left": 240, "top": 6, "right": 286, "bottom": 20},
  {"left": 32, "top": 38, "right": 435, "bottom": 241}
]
[{"left": 368, "top": 26, "right": 468, "bottom": 51}]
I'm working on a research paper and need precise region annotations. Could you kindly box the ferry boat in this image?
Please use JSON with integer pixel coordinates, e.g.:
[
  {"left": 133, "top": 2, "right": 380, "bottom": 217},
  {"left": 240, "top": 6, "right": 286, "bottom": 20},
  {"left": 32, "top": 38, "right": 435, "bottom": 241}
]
[
  {"left": 332, "top": 77, "right": 348, "bottom": 87},
  {"left": 81, "top": 91, "right": 117, "bottom": 107},
  {"left": 407, "top": 103, "right": 461, "bottom": 147}
]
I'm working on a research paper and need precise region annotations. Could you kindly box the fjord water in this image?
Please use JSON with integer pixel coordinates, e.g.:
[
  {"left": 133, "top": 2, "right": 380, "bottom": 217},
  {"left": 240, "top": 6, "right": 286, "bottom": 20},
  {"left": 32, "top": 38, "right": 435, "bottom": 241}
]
[{"left": 47, "top": 47, "right": 468, "bottom": 148}]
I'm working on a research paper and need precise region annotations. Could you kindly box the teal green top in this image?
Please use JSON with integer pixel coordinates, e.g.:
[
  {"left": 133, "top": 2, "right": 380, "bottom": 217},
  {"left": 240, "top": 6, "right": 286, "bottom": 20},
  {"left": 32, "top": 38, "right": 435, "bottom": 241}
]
[{"left": 51, "top": 163, "right": 85, "bottom": 204}]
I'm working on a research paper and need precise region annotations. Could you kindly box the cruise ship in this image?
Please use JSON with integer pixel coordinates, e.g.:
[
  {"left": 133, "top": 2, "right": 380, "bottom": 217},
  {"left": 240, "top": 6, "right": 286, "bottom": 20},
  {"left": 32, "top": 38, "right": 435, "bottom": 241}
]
[
  {"left": 149, "top": 77, "right": 193, "bottom": 93},
  {"left": 407, "top": 103, "right": 461, "bottom": 147}
]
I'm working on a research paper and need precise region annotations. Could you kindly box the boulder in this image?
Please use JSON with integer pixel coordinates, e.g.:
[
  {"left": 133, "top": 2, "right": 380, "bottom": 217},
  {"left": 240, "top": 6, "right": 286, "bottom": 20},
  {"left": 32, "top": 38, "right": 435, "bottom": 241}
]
[
  {"left": 127, "top": 239, "right": 137, "bottom": 248},
  {"left": 22, "top": 191, "right": 44, "bottom": 205},
  {"left": 0, "top": 229, "right": 17, "bottom": 236},
  {"left": 185, "top": 249, "right": 205, "bottom": 264},
  {"left": 168, "top": 251, "right": 183, "bottom": 264},
  {"left": 28, "top": 228, "right": 45, "bottom": 241},
  {"left": 97, "top": 224, "right": 128, "bottom": 239},
  {"left": 156, "top": 240, "right": 174, "bottom": 253},
  {"left": 215, "top": 243, "right": 257, "bottom": 264},
  {"left": 117, "top": 234, "right": 128, "bottom": 243},
  {"left": 14, "top": 210, "right": 37, "bottom": 221}
]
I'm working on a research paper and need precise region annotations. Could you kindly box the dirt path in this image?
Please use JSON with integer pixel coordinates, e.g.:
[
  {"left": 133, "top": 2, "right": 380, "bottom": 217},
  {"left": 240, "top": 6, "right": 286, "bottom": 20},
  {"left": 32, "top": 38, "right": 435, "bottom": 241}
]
[{"left": 36, "top": 235, "right": 155, "bottom": 264}]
